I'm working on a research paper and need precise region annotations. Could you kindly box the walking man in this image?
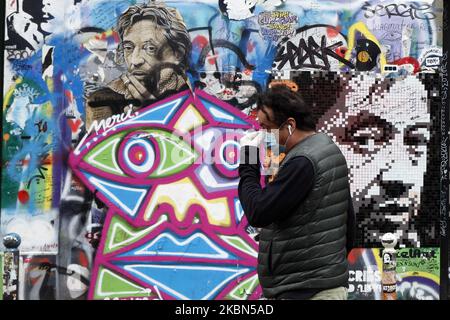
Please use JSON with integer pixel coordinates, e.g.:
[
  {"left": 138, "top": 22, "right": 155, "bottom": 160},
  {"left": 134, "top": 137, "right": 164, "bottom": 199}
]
[{"left": 238, "top": 85, "right": 355, "bottom": 300}]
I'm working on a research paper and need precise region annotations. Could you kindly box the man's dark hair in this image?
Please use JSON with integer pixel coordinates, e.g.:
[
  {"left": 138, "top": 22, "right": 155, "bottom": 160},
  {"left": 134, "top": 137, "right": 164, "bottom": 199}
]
[{"left": 257, "top": 85, "right": 316, "bottom": 131}]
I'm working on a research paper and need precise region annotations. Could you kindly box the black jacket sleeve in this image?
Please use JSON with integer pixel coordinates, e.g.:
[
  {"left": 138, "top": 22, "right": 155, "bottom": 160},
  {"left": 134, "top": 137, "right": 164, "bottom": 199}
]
[{"left": 238, "top": 146, "right": 315, "bottom": 228}]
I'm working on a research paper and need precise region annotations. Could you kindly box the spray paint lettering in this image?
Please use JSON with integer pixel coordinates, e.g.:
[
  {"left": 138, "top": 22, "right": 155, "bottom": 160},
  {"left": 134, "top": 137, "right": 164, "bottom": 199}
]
[
  {"left": 362, "top": 2, "right": 437, "bottom": 20},
  {"left": 274, "top": 25, "right": 353, "bottom": 71}
]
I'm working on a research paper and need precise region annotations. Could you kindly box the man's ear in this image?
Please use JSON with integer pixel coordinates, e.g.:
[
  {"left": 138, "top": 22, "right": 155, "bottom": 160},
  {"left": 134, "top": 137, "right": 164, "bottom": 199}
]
[{"left": 288, "top": 118, "right": 297, "bottom": 130}]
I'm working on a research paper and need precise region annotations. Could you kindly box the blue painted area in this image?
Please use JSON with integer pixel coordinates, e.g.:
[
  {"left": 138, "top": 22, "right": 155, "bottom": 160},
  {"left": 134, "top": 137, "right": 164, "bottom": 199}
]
[
  {"left": 117, "top": 232, "right": 237, "bottom": 260},
  {"left": 234, "top": 198, "right": 245, "bottom": 225},
  {"left": 201, "top": 98, "right": 250, "bottom": 125},
  {"left": 169, "top": 2, "right": 219, "bottom": 29},
  {"left": 82, "top": 171, "right": 147, "bottom": 217},
  {"left": 114, "top": 262, "right": 251, "bottom": 300},
  {"left": 6, "top": 109, "right": 55, "bottom": 184},
  {"left": 88, "top": 0, "right": 139, "bottom": 30},
  {"left": 48, "top": 36, "right": 86, "bottom": 115},
  {"left": 126, "top": 95, "right": 188, "bottom": 126}
]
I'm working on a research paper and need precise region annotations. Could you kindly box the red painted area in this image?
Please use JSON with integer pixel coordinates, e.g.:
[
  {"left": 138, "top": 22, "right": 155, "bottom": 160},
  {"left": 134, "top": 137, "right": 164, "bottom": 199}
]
[
  {"left": 15, "top": 157, "right": 52, "bottom": 167},
  {"left": 335, "top": 46, "right": 347, "bottom": 58},
  {"left": 393, "top": 57, "right": 420, "bottom": 74},
  {"left": 79, "top": 251, "right": 89, "bottom": 267},
  {"left": 192, "top": 35, "right": 208, "bottom": 49},
  {"left": 65, "top": 90, "right": 74, "bottom": 104},
  {"left": 247, "top": 109, "right": 258, "bottom": 121},
  {"left": 247, "top": 41, "right": 255, "bottom": 53},
  {"left": 95, "top": 32, "right": 108, "bottom": 41},
  {"left": 130, "top": 145, "right": 146, "bottom": 165},
  {"left": 68, "top": 119, "right": 82, "bottom": 133},
  {"left": 207, "top": 53, "right": 217, "bottom": 65},
  {"left": 327, "top": 26, "right": 341, "bottom": 38},
  {"left": 112, "top": 31, "right": 120, "bottom": 43},
  {"left": 18, "top": 190, "right": 30, "bottom": 204},
  {"left": 347, "top": 248, "right": 362, "bottom": 264}
]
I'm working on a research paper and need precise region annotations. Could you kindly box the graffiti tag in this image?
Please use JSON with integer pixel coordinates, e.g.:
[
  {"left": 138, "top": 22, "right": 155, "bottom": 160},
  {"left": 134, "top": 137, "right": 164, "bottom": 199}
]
[{"left": 362, "top": 2, "right": 436, "bottom": 20}]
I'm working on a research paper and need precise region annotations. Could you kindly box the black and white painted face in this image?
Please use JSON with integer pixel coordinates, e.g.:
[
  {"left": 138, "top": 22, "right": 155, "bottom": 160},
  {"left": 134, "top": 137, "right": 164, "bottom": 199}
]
[
  {"left": 122, "top": 19, "right": 180, "bottom": 83},
  {"left": 41, "top": 0, "right": 64, "bottom": 33},
  {"left": 219, "top": 0, "right": 258, "bottom": 20},
  {"left": 317, "top": 74, "right": 431, "bottom": 246}
]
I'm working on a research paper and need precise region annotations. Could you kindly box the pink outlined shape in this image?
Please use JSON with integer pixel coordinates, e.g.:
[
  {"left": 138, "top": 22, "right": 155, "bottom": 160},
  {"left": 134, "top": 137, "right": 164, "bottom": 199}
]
[{"left": 72, "top": 90, "right": 263, "bottom": 300}]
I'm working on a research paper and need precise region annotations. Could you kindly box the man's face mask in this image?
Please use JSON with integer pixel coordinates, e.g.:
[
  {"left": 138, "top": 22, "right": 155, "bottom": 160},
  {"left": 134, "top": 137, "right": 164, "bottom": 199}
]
[{"left": 263, "top": 120, "right": 291, "bottom": 147}]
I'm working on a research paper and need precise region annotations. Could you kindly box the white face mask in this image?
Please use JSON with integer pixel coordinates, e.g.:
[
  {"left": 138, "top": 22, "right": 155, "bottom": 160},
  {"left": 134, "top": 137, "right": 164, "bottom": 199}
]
[{"left": 263, "top": 121, "right": 293, "bottom": 148}]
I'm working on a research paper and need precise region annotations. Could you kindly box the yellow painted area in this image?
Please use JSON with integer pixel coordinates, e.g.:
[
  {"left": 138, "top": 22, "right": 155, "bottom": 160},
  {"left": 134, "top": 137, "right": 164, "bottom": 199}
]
[
  {"left": 45, "top": 77, "right": 54, "bottom": 93},
  {"left": 373, "top": 248, "right": 383, "bottom": 270},
  {"left": 43, "top": 156, "right": 53, "bottom": 211},
  {"left": 2, "top": 78, "right": 23, "bottom": 111},
  {"left": 358, "top": 51, "right": 370, "bottom": 63},
  {"left": 399, "top": 271, "right": 440, "bottom": 284},
  {"left": 45, "top": 99, "right": 54, "bottom": 210},
  {"left": 344, "top": 22, "right": 387, "bottom": 72},
  {"left": 173, "top": 104, "right": 207, "bottom": 133},
  {"left": 144, "top": 177, "right": 231, "bottom": 227}
]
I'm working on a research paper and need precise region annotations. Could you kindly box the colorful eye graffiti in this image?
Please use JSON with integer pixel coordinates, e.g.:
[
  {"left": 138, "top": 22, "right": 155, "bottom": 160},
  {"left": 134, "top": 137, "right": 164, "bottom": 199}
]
[
  {"left": 212, "top": 133, "right": 241, "bottom": 179},
  {"left": 119, "top": 133, "right": 158, "bottom": 178},
  {"left": 69, "top": 89, "right": 263, "bottom": 300},
  {"left": 81, "top": 128, "right": 198, "bottom": 182}
]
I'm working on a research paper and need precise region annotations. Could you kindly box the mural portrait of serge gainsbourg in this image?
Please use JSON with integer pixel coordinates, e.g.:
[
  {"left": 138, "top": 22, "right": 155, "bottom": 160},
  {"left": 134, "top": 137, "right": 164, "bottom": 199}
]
[
  {"left": 85, "top": 2, "right": 192, "bottom": 127},
  {"left": 311, "top": 72, "right": 440, "bottom": 248}
]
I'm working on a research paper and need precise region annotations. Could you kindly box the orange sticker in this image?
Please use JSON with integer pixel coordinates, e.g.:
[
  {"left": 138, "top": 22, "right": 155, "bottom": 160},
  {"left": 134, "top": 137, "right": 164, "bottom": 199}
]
[{"left": 269, "top": 80, "right": 299, "bottom": 92}]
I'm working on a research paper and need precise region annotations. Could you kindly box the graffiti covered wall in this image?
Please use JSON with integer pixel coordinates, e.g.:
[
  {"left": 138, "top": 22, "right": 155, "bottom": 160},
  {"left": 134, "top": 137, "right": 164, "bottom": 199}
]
[
  {"left": 348, "top": 248, "right": 440, "bottom": 300},
  {"left": 0, "top": 253, "right": 3, "bottom": 300},
  {"left": 1, "top": 0, "right": 445, "bottom": 300}
]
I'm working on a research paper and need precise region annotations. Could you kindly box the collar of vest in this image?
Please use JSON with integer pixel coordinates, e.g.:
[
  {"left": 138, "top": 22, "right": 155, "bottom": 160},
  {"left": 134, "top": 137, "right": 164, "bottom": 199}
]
[{"left": 281, "top": 132, "right": 324, "bottom": 165}]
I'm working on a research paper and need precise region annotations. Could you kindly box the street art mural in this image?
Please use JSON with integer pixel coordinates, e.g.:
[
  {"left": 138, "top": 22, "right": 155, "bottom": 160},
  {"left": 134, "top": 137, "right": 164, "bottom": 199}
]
[
  {"left": 0, "top": 254, "right": 3, "bottom": 300},
  {"left": 1, "top": 0, "right": 445, "bottom": 300},
  {"left": 348, "top": 248, "right": 440, "bottom": 300},
  {"left": 70, "top": 89, "right": 261, "bottom": 300},
  {"left": 285, "top": 70, "right": 441, "bottom": 248}
]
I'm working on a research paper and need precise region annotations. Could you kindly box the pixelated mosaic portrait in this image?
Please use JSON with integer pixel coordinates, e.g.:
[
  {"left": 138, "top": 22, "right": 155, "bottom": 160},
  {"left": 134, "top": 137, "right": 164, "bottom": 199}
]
[{"left": 287, "top": 71, "right": 441, "bottom": 248}]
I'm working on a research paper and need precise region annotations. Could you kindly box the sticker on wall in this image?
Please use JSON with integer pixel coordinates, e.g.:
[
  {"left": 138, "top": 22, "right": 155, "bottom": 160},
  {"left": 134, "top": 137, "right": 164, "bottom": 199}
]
[
  {"left": 348, "top": 248, "right": 440, "bottom": 300},
  {"left": 418, "top": 47, "right": 442, "bottom": 70},
  {"left": 258, "top": 11, "right": 298, "bottom": 42}
]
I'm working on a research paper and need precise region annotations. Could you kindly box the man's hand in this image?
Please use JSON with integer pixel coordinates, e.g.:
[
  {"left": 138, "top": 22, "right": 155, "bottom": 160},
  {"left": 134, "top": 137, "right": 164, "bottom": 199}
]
[
  {"left": 240, "top": 131, "right": 263, "bottom": 148},
  {"left": 121, "top": 74, "right": 154, "bottom": 101}
]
